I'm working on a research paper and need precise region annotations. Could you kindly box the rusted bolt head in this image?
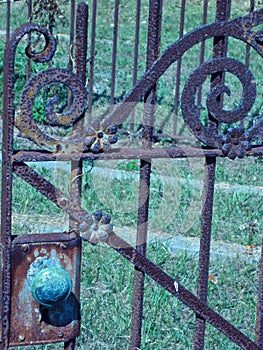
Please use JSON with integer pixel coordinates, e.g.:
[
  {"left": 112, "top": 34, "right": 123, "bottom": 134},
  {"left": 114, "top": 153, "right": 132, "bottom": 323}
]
[
  {"left": 108, "top": 135, "right": 118, "bottom": 144},
  {"left": 22, "top": 244, "right": 29, "bottom": 252},
  {"left": 107, "top": 125, "right": 117, "bottom": 134},
  {"left": 93, "top": 209, "right": 102, "bottom": 222},
  {"left": 19, "top": 334, "right": 25, "bottom": 342},
  {"left": 101, "top": 214, "right": 111, "bottom": 225},
  {"left": 57, "top": 330, "right": 64, "bottom": 338},
  {"left": 97, "top": 131, "right": 104, "bottom": 139}
]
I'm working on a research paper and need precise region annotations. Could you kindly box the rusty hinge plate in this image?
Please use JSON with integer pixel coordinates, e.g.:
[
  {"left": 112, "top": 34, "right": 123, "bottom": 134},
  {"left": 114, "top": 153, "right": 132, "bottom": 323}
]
[{"left": 9, "top": 232, "right": 81, "bottom": 347}]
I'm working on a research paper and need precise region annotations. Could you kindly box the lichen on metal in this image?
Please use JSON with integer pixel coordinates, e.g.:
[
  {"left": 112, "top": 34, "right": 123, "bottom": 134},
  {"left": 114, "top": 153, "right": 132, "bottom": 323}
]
[{"left": 27, "top": 257, "right": 72, "bottom": 307}]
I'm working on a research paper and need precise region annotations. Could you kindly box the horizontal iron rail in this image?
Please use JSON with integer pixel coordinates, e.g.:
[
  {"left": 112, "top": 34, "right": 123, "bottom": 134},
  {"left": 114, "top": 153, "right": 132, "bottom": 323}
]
[
  {"left": 12, "top": 145, "right": 263, "bottom": 162},
  {"left": 12, "top": 161, "right": 261, "bottom": 350}
]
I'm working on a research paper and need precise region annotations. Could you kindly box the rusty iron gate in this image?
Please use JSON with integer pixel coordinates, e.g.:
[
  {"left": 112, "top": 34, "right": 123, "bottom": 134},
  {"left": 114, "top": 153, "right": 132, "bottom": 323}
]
[{"left": 1, "top": 0, "right": 263, "bottom": 348}]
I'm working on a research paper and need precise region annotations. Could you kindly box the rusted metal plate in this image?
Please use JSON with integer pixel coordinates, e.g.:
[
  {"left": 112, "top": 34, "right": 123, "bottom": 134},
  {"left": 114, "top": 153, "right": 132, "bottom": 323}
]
[{"left": 9, "top": 232, "right": 81, "bottom": 347}]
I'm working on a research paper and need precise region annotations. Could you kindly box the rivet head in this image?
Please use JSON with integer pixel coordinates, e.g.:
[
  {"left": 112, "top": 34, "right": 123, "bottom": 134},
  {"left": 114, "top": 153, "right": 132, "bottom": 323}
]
[
  {"left": 22, "top": 244, "right": 29, "bottom": 252},
  {"left": 57, "top": 330, "right": 64, "bottom": 338},
  {"left": 19, "top": 334, "right": 25, "bottom": 342}
]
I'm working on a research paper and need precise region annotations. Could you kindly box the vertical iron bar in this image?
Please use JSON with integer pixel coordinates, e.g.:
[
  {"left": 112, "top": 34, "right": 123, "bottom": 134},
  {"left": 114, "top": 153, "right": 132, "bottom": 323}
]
[
  {"left": 68, "top": 3, "right": 88, "bottom": 348},
  {"left": 67, "top": 0, "right": 75, "bottom": 110},
  {"left": 1, "top": 26, "right": 15, "bottom": 350},
  {"left": 255, "top": 240, "right": 263, "bottom": 347},
  {"left": 197, "top": 0, "right": 208, "bottom": 119},
  {"left": 87, "top": 0, "right": 97, "bottom": 125},
  {"left": 245, "top": 0, "right": 254, "bottom": 68},
  {"left": 242, "top": 0, "right": 254, "bottom": 128},
  {"left": 69, "top": 2, "right": 88, "bottom": 223},
  {"left": 173, "top": 0, "right": 186, "bottom": 137},
  {"left": 130, "top": 0, "right": 141, "bottom": 133},
  {"left": 26, "top": 0, "right": 32, "bottom": 81},
  {"left": 68, "top": 0, "right": 75, "bottom": 73},
  {"left": 6, "top": 0, "right": 10, "bottom": 42},
  {"left": 130, "top": 1, "right": 162, "bottom": 349},
  {"left": 110, "top": 0, "right": 120, "bottom": 109},
  {"left": 1, "top": 2, "right": 11, "bottom": 344},
  {"left": 194, "top": 158, "right": 216, "bottom": 350},
  {"left": 75, "top": 3, "right": 88, "bottom": 85},
  {"left": 194, "top": 1, "right": 231, "bottom": 348}
]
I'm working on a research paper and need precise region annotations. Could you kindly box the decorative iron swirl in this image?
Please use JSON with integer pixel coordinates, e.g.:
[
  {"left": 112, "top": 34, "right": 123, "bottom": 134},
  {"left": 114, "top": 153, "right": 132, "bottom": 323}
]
[
  {"left": 5, "top": 21, "right": 118, "bottom": 153},
  {"left": 5, "top": 22, "right": 56, "bottom": 67},
  {"left": 181, "top": 57, "right": 257, "bottom": 151},
  {"left": 3, "top": 23, "right": 56, "bottom": 150},
  {"left": 101, "top": 8, "right": 263, "bottom": 158},
  {"left": 15, "top": 68, "right": 87, "bottom": 152},
  {"left": 7, "top": 10, "right": 263, "bottom": 155},
  {"left": 16, "top": 68, "right": 118, "bottom": 152}
]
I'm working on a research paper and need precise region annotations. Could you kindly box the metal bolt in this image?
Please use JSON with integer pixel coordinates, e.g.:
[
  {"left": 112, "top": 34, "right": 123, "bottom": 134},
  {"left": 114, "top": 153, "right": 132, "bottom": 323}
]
[
  {"left": 60, "top": 243, "right": 68, "bottom": 250},
  {"left": 101, "top": 214, "right": 111, "bottom": 225},
  {"left": 19, "top": 334, "right": 25, "bottom": 342},
  {"left": 57, "top": 331, "right": 64, "bottom": 338},
  {"left": 107, "top": 125, "right": 117, "bottom": 134},
  {"left": 59, "top": 198, "right": 67, "bottom": 207},
  {"left": 22, "top": 244, "right": 29, "bottom": 252},
  {"left": 93, "top": 210, "right": 102, "bottom": 222}
]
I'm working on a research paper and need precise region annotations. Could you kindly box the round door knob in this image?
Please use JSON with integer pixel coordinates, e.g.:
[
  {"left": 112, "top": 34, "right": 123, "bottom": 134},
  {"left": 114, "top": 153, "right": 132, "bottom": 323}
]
[{"left": 27, "top": 257, "right": 72, "bottom": 307}]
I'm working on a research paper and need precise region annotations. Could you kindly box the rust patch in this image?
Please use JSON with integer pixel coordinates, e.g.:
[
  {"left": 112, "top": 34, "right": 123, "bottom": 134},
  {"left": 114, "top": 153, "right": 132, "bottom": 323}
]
[{"left": 9, "top": 232, "right": 81, "bottom": 347}]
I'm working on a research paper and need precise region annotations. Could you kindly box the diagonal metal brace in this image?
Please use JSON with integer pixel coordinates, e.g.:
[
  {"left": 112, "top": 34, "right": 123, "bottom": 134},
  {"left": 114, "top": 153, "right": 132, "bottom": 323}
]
[{"left": 13, "top": 161, "right": 260, "bottom": 350}]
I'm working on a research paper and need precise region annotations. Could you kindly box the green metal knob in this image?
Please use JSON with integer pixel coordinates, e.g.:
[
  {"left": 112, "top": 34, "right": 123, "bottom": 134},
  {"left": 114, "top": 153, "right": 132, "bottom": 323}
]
[{"left": 27, "top": 257, "right": 72, "bottom": 307}]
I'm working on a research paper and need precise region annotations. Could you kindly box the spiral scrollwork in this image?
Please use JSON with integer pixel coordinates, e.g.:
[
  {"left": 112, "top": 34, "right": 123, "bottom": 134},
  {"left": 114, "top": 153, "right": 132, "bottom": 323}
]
[
  {"left": 8, "top": 9, "right": 263, "bottom": 155},
  {"left": 15, "top": 68, "right": 87, "bottom": 151},
  {"left": 15, "top": 70, "right": 118, "bottom": 152},
  {"left": 7, "top": 22, "right": 119, "bottom": 153},
  {"left": 6, "top": 23, "right": 57, "bottom": 67},
  {"left": 181, "top": 57, "right": 257, "bottom": 155},
  {"left": 102, "top": 9, "right": 263, "bottom": 158}
]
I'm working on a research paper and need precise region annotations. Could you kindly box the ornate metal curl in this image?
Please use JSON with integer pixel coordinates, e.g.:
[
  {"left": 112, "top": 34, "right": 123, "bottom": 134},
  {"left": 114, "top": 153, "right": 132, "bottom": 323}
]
[
  {"left": 8, "top": 23, "right": 118, "bottom": 153},
  {"left": 15, "top": 70, "right": 118, "bottom": 152},
  {"left": 3, "top": 23, "right": 57, "bottom": 139},
  {"left": 16, "top": 68, "right": 87, "bottom": 152},
  {"left": 181, "top": 57, "right": 256, "bottom": 157},
  {"left": 101, "top": 8, "right": 263, "bottom": 158},
  {"left": 5, "top": 22, "right": 56, "bottom": 70}
]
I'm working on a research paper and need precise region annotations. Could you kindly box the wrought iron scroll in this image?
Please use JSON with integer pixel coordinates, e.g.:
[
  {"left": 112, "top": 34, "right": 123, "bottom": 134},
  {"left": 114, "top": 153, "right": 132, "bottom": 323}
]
[
  {"left": 100, "top": 9, "right": 263, "bottom": 159},
  {"left": 9, "top": 9, "right": 263, "bottom": 158},
  {"left": 16, "top": 68, "right": 87, "bottom": 152},
  {"left": 181, "top": 57, "right": 257, "bottom": 159},
  {"left": 14, "top": 44, "right": 117, "bottom": 153}
]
